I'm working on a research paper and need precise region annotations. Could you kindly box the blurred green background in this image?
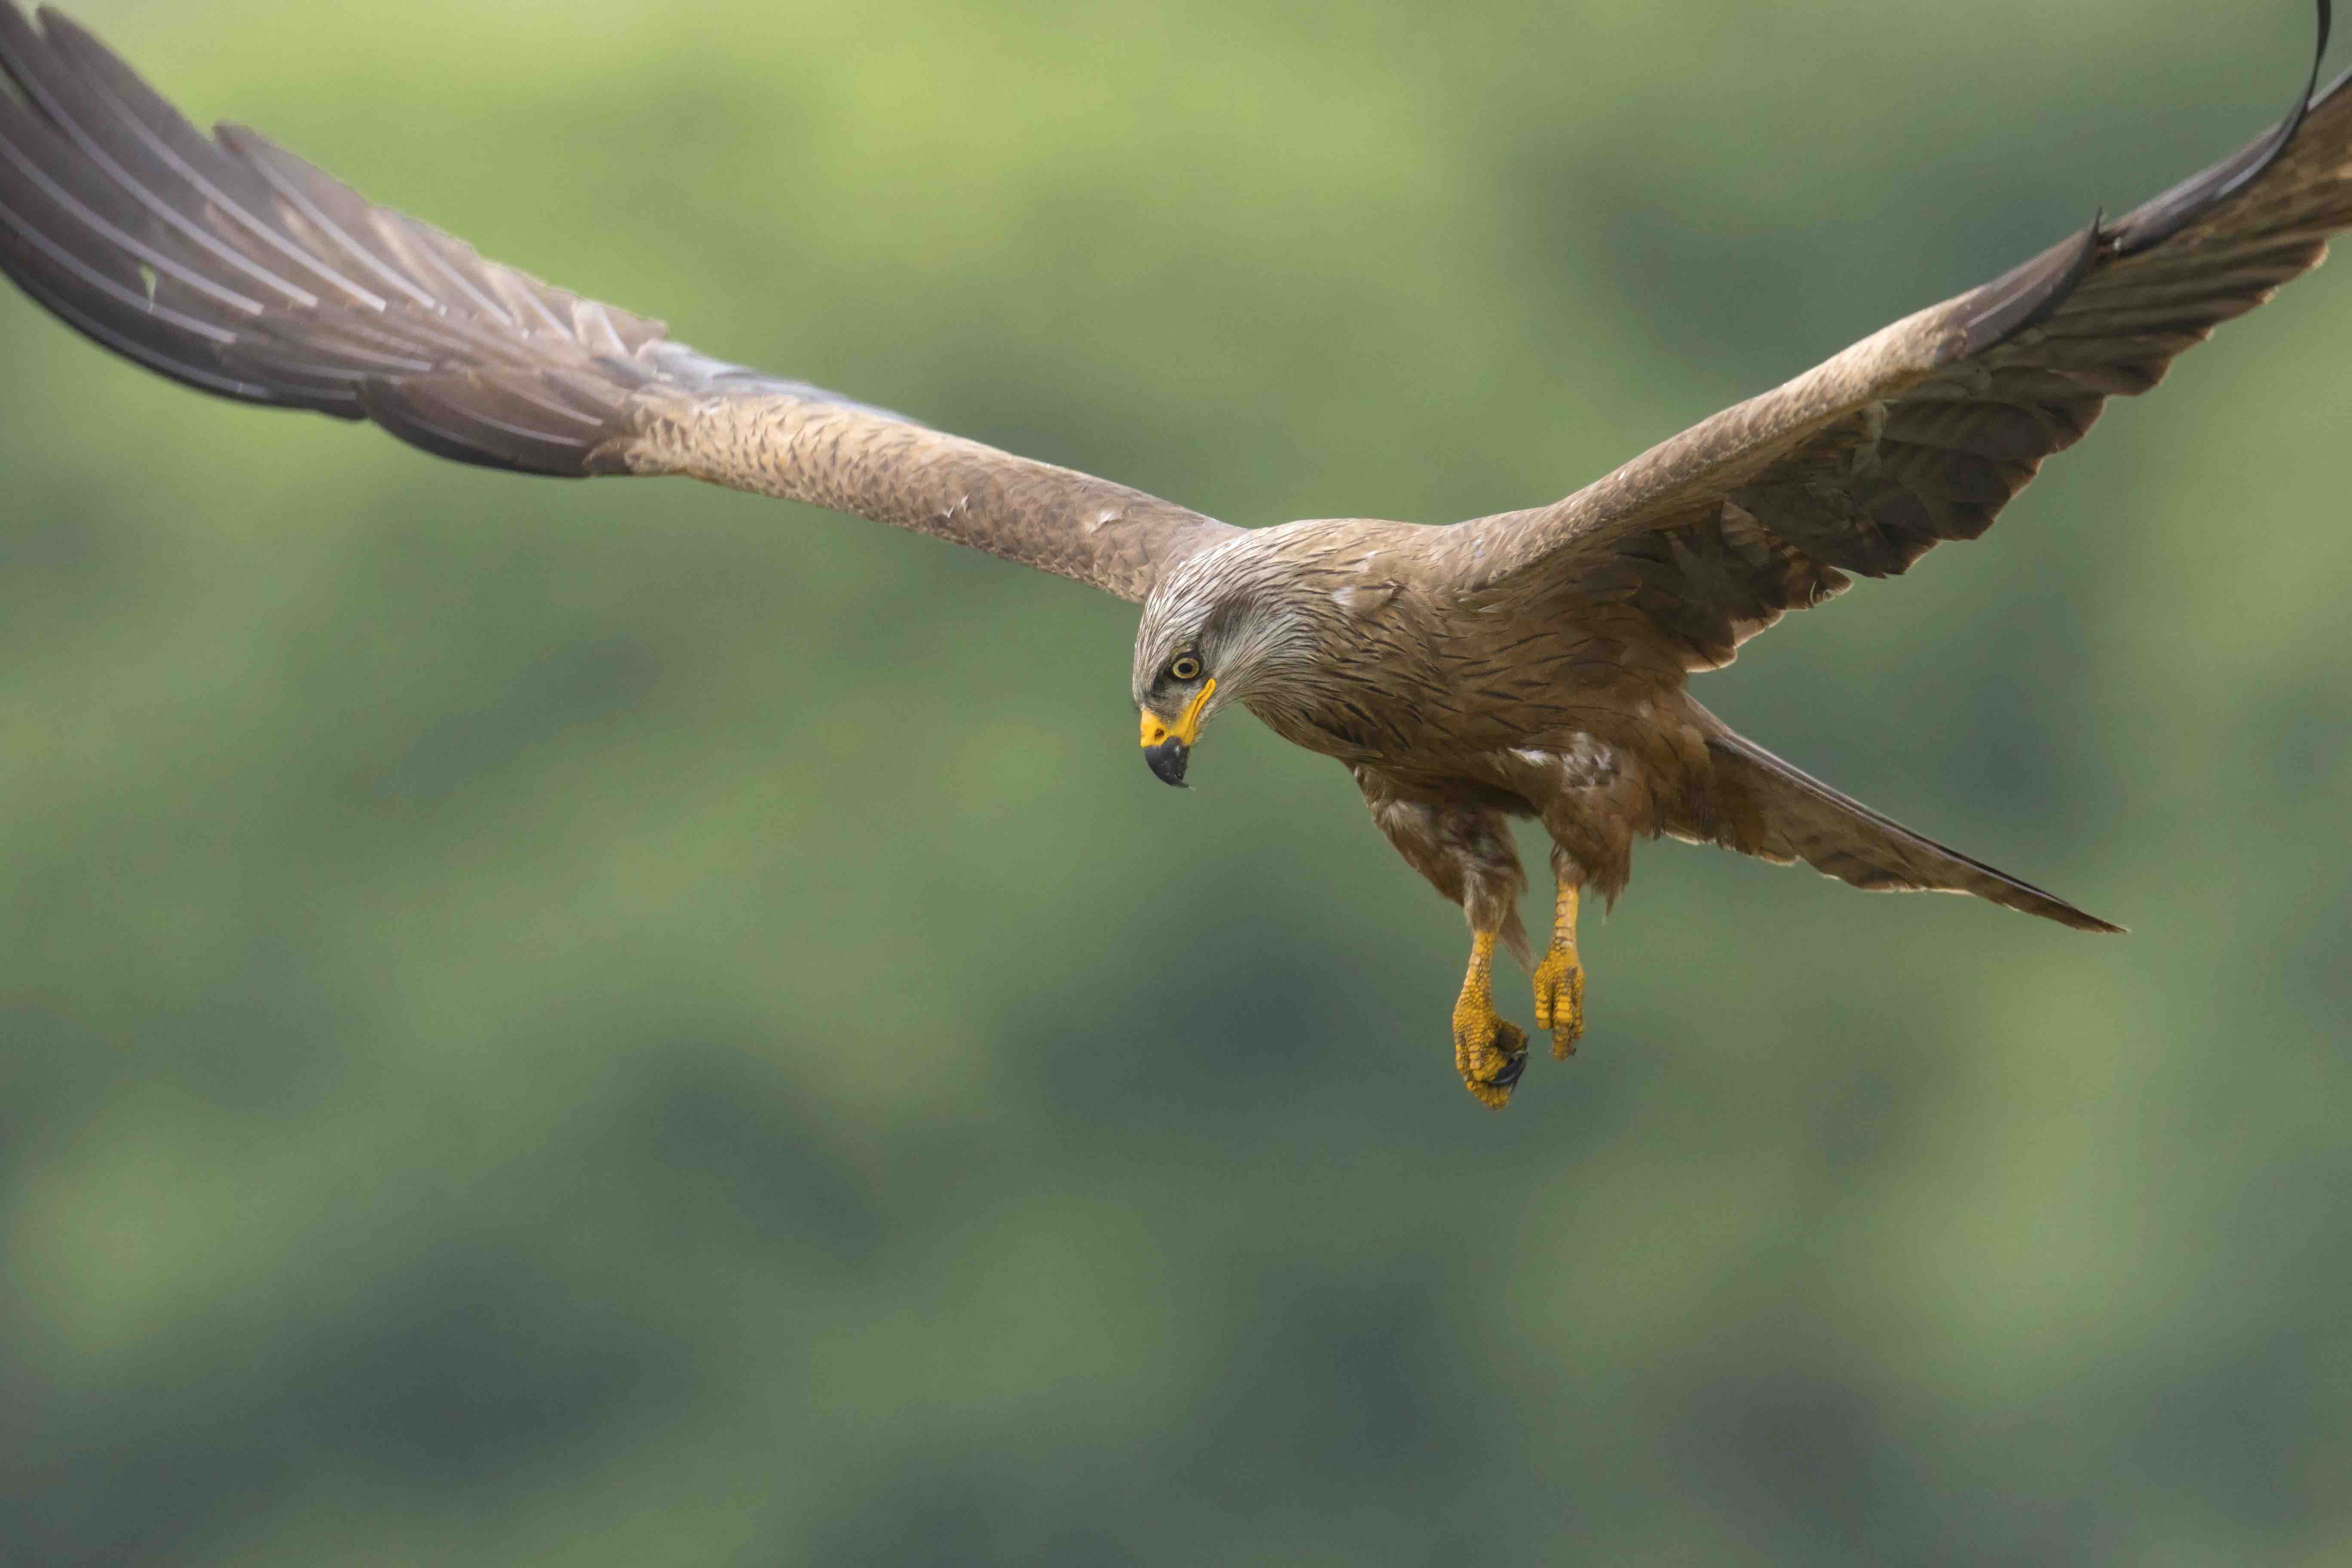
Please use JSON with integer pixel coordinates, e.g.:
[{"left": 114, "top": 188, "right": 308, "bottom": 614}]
[{"left": 3, "top": 0, "right": 2348, "bottom": 1561}]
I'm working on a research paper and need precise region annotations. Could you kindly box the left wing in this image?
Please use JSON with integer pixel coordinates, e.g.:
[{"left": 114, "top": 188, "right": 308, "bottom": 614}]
[
  {"left": 1452, "top": 0, "right": 2351, "bottom": 668},
  {"left": 0, "top": 5, "right": 1237, "bottom": 603}
]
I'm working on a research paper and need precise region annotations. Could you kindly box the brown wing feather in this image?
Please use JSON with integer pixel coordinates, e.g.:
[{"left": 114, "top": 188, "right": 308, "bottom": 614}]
[
  {"left": 0, "top": 4, "right": 1234, "bottom": 603},
  {"left": 1458, "top": 2, "right": 2352, "bottom": 668}
]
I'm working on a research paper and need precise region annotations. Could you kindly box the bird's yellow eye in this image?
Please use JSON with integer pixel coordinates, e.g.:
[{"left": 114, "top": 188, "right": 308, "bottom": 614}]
[{"left": 1169, "top": 655, "right": 1202, "bottom": 682}]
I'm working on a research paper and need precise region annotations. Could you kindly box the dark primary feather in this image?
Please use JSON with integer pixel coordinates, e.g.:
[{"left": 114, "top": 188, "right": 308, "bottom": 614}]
[
  {"left": 1464, "top": 0, "right": 2352, "bottom": 670},
  {"left": 0, "top": 3, "right": 1233, "bottom": 602}
]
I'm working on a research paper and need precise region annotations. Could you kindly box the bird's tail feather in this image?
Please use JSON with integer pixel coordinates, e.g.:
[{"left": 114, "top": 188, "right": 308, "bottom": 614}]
[{"left": 1698, "top": 727, "right": 2124, "bottom": 934}]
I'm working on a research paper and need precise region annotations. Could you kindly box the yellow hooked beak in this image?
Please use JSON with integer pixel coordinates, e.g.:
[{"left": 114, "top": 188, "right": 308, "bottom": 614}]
[{"left": 1139, "top": 677, "right": 1214, "bottom": 787}]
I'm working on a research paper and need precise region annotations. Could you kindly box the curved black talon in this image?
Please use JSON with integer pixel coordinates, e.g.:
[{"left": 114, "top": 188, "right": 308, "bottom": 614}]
[{"left": 1490, "top": 1049, "right": 1528, "bottom": 1090}]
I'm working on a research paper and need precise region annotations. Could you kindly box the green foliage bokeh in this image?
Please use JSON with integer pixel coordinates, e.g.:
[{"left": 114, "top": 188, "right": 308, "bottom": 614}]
[{"left": 3, "top": 1, "right": 2348, "bottom": 1561}]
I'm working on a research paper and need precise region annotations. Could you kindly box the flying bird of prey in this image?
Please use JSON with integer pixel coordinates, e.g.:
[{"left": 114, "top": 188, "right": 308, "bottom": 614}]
[{"left": 3, "top": 4, "right": 2346, "bottom": 1107}]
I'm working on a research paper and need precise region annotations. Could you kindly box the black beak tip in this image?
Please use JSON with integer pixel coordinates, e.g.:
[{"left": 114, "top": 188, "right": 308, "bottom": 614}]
[{"left": 1143, "top": 739, "right": 1191, "bottom": 788}]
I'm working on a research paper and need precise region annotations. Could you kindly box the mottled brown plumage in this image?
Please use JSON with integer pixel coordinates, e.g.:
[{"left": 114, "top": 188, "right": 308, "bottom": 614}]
[{"left": 4, "top": 3, "right": 2346, "bottom": 1107}]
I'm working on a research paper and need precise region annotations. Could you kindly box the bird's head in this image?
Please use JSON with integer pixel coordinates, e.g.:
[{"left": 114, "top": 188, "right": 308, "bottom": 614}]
[{"left": 1130, "top": 536, "right": 1319, "bottom": 787}]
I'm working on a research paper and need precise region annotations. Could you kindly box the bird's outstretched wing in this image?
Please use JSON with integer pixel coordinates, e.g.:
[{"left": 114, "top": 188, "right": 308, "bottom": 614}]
[
  {"left": 0, "top": 5, "right": 1237, "bottom": 604},
  {"left": 1456, "top": 0, "right": 2350, "bottom": 668}
]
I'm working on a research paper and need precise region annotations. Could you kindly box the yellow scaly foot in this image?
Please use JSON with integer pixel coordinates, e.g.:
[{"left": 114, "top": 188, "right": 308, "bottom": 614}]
[
  {"left": 1531, "top": 882, "right": 1585, "bottom": 1059},
  {"left": 1452, "top": 930, "right": 1528, "bottom": 1109}
]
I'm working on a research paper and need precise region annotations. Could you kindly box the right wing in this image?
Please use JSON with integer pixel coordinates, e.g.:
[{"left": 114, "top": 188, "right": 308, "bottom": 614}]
[
  {"left": 0, "top": 5, "right": 1237, "bottom": 604},
  {"left": 1447, "top": 0, "right": 2350, "bottom": 667}
]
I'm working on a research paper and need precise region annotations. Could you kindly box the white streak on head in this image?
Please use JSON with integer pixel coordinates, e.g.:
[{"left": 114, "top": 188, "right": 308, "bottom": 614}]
[
  {"left": 1332, "top": 583, "right": 1398, "bottom": 617},
  {"left": 1132, "top": 527, "right": 1326, "bottom": 715}
]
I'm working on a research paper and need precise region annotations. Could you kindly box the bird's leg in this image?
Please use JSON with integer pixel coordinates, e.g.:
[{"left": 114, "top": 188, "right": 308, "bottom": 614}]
[
  {"left": 1531, "top": 873, "right": 1586, "bottom": 1059},
  {"left": 1351, "top": 775, "right": 1532, "bottom": 1109},
  {"left": 1452, "top": 927, "right": 1529, "bottom": 1110}
]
